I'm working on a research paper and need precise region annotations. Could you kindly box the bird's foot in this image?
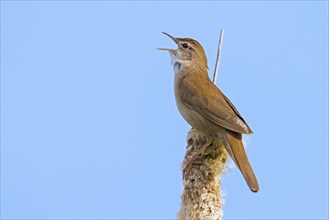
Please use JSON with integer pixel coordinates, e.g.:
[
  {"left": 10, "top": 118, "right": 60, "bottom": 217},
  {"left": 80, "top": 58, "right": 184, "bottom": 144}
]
[{"left": 183, "top": 140, "right": 212, "bottom": 177}]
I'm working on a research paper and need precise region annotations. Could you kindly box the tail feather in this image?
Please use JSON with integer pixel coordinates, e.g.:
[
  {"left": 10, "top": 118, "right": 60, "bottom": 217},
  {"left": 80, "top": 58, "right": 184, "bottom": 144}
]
[{"left": 224, "top": 131, "right": 259, "bottom": 192}]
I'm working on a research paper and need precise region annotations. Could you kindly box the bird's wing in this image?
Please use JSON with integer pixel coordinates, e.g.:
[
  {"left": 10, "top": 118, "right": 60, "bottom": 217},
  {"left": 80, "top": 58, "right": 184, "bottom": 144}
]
[{"left": 178, "top": 76, "right": 252, "bottom": 134}]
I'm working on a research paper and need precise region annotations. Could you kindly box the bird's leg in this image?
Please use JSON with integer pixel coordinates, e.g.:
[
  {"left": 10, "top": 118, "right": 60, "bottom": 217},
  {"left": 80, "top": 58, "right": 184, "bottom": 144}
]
[{"left": 183, "top": 139, "right": 212, "bottom": 176}]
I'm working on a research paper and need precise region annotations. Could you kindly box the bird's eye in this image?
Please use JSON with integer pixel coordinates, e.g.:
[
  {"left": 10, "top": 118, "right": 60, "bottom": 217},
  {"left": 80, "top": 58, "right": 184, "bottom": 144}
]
[{"left": 181, "top": 43, "right": 189, "bottom": 49}]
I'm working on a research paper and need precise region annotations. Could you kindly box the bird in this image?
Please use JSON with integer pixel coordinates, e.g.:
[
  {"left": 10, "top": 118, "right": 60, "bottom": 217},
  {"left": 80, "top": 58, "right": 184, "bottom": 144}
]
[{"left": 158, "top": 32, "right": 259, "bottom": 192}]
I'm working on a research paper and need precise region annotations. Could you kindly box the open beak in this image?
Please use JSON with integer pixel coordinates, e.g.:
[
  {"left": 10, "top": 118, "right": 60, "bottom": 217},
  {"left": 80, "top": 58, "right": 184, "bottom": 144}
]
[
  {"left": 162, "top": 32, "right": 180, "bottom": 45},
  {"left": 157, "top": 48, "right": 176, "bottom": 53},
  {"left": 157, "top": 32, "right": 179, "bottom": 54}
]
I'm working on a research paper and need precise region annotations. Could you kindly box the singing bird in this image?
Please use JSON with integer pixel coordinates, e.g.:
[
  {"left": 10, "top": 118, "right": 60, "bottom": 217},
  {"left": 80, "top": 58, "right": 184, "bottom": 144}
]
[{"left": 158, "top": 32, "right": 259, "bottom": 192}]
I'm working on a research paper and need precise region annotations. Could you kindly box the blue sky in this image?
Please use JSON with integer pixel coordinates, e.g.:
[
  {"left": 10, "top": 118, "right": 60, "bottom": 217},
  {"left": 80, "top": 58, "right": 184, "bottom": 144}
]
[{"left": 1, "top": 1, "right": 328, "bottom": 219}]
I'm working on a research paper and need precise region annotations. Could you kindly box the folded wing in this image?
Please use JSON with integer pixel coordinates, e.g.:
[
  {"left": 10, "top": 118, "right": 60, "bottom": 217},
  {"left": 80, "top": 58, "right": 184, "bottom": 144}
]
[{"left": 179, "top": 76, "right": 253, "bottom": 134}]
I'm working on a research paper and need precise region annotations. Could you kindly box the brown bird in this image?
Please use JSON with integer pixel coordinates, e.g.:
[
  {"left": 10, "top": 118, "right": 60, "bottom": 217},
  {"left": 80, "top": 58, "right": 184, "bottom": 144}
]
[{"left": 158, "top": 32, "right": 259, "bottom": 192}]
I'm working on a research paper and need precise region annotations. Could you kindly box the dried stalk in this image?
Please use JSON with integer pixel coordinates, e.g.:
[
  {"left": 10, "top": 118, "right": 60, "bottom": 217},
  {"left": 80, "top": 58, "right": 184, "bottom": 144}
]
[{"left": 213, "top": 29, "right": 224, "bottom": 84}]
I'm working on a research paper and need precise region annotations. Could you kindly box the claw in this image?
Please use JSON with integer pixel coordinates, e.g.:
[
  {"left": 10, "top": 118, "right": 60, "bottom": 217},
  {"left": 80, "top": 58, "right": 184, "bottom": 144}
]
[{"left": 183, "top": 140, "right": 212, "bottom": 177}]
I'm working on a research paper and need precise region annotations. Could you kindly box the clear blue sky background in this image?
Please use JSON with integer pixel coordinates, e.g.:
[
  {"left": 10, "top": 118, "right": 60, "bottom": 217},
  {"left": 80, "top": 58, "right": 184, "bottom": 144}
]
[{"left": 1, "top": 1, "right": 328, "bottom": 219}]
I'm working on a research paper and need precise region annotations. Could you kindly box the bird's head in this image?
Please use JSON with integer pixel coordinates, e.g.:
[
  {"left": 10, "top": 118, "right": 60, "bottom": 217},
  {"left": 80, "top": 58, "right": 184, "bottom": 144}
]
[{"left": 158, "top": 32, "right": 208, "bottom": 72}]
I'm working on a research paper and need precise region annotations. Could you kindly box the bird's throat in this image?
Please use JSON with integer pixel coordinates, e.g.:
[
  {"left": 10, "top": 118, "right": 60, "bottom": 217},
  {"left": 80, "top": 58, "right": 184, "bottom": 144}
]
[{"left": 174, "top": 62, "right": 181, "bottom": 74}]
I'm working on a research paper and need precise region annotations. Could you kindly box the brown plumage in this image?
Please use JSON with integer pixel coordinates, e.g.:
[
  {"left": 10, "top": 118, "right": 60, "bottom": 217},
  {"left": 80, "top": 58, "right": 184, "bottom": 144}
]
[{"left": 158, "top": 32, "right": 259, "bottom": 192}]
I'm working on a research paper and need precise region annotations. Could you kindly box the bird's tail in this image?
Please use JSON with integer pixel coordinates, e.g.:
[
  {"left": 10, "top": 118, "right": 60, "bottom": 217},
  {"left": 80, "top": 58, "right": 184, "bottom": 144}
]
[{"left": 224, "top": 131, "right": 259, "bottom": 192}]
